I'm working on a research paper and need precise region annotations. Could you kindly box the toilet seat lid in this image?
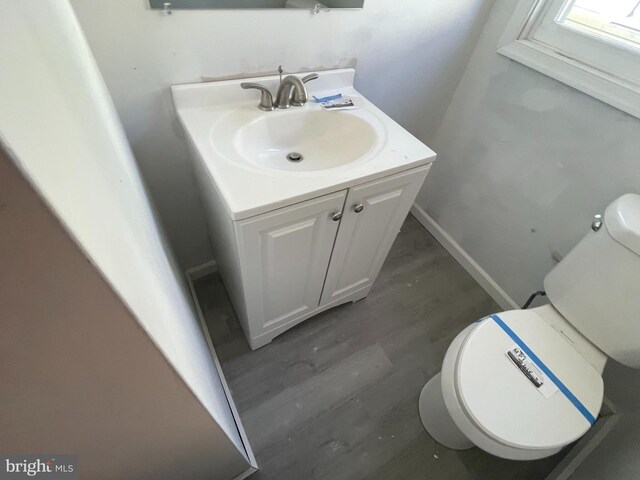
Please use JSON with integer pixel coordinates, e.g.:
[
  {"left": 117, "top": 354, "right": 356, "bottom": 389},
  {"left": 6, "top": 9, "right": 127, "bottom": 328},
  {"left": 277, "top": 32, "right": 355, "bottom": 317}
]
[{"left": 455, "top": 310, "right": 603, "bottom": 450}]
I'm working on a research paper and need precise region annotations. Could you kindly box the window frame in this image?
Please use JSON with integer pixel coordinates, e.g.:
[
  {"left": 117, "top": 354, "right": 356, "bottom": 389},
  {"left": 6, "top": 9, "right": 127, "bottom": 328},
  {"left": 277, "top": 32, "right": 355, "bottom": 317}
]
[{"left": 498, "top": 0, "right": 640, "bottom": 119}]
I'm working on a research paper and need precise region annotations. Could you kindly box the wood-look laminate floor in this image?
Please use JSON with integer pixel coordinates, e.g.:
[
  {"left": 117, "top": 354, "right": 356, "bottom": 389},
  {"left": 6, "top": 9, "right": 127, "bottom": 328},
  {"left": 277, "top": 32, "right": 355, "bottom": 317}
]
[{"left": 194, "top": 215, "right": 567, "bottom": 480}]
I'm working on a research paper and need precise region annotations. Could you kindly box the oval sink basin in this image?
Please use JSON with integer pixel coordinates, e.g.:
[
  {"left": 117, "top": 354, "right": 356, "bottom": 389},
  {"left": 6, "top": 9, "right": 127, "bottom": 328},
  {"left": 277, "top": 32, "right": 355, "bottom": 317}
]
[{"left": 212, "top": 107, "right": 383, "bottom": 172}]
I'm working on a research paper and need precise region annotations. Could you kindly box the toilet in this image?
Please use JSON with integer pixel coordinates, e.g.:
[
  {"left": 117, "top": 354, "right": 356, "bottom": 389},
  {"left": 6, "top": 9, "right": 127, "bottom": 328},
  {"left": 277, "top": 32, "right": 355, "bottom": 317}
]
[{"left": 419, "top": 193, "right": 640, "bottom": 460}]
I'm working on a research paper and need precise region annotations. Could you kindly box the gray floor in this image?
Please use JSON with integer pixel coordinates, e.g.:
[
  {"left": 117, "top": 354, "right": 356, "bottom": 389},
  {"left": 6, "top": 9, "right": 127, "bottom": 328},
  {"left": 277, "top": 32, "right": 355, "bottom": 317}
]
[{"left": 195, "top": 215, "right": 567, "bottom": 480}]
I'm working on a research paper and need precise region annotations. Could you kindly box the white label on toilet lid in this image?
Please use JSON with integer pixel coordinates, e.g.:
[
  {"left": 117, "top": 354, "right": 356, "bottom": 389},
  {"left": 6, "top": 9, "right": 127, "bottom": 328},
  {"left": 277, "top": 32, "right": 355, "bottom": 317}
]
[{"left": 506, "top": 347, "right": 559, "bottom": 398}]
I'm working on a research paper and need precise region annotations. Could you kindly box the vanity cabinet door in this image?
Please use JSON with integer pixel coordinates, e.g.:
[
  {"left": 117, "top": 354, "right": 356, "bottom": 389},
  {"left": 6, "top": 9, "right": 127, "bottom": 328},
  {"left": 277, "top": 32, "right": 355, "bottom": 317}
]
[
  {"left": 237, "top": 190, "right": 347, "bottom": 338},
  {"left": 320, "top": 165, "right": 430, "bottom": 305}
]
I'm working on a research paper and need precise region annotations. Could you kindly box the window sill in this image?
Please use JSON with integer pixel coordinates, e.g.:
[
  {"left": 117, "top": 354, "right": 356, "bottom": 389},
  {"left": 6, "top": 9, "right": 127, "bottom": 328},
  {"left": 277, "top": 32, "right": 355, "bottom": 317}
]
[{"left": 497, "top": 0, "right": 640, "bottom": 121}]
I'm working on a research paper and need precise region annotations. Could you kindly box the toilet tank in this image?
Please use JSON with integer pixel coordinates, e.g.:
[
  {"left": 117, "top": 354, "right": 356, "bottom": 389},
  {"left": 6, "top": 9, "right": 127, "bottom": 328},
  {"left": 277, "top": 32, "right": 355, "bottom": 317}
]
[{"left": 544, "top": 194, "right": 640, "bottom": 369}]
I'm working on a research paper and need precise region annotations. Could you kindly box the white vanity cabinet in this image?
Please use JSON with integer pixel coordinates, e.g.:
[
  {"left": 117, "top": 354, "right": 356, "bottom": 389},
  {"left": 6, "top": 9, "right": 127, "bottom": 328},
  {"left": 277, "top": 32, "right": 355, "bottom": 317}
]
[
  {"left": 320, "top": 166, "right": 429, "bottom": 305},
  {"left": 173, "top": 68, "right": 438, "bottom": 349},
  {"left": 228, "top": 165, "right": 430, "bottom": 349},
  {"left": 236, "top": 191, "right": 346, "bottom": 339}
]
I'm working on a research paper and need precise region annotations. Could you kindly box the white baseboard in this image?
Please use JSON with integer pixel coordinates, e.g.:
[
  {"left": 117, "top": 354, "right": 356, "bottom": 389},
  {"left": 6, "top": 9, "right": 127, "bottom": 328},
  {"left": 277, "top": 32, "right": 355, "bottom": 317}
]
[
  {"left": 185, "top": 259, "right": 218, "bottom": 281},
  {"left": 410, "top": 203, "right": 519, "bottom": 311},
  {"left": 185, "top": 265, "right": 258, "bottom": 471},
  {"left": 232, "top": 466, "right": 258, "bottom": 480}
]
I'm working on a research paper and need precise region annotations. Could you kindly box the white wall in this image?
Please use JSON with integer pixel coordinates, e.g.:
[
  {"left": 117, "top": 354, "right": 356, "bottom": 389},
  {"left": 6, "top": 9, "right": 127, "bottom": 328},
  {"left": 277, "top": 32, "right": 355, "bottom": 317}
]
[
  {"left": 0, "top": 0, "right": 245, "bottom": 458},
  {"left": 418, "top": 1, "right": 640, "bottom": 477},
  {"left": 69, "top": 0, "right": 496, "bottom": 268},
  {"left": 0, "top": 146, "right": 249, "bottom": 479},
  {"left": 418, "top": 0, "right": 640, "bottom": 307}
]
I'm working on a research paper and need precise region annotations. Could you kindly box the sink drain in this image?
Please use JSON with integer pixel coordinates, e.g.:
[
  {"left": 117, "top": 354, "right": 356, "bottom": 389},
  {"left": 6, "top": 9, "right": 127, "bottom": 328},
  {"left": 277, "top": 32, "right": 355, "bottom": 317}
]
[{"left": 286, "top": 152, "right": 303, "bottom": 163}]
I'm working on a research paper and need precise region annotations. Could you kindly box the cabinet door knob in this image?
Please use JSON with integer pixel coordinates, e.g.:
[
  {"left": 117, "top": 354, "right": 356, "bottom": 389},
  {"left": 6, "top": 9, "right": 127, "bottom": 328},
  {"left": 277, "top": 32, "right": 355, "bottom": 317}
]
[
  {"left": 353, "top": 203, "right": 364, "bottom": 213},
  {"left": 330, "top": 211, "right": 343, "bottom": 221}
]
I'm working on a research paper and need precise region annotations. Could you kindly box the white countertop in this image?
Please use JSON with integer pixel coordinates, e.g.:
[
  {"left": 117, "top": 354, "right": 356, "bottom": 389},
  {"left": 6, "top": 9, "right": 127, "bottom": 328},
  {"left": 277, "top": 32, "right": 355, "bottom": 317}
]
[{"left": 172, "top": 69, "right": 436, "bottom": 220}]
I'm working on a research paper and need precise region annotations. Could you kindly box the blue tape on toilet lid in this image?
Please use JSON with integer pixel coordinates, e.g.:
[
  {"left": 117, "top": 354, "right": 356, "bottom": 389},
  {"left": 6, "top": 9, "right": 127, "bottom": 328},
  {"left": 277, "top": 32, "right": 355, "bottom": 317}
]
[
  {"left": 455, "top": 309, "right": 603, "bottom": 450},
  {"left": 490, "top": 314, "right": 596, "bottom": 425}
]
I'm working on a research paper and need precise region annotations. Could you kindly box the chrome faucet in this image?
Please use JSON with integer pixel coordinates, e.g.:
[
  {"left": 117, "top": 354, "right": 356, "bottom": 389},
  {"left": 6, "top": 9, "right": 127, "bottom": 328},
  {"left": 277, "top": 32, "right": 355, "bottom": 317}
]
[
  {"left": 274, "top": 73, "right": 319, "bottom": 109},
  {"left": 241, "top": 67, "right": 318, "bottom": 111}
]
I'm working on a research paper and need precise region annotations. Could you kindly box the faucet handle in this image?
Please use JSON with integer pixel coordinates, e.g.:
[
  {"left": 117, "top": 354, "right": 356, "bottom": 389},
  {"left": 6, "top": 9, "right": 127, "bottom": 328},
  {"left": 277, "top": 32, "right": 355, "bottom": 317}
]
[
  {"left": 241, "top": 82, "right": 274, "bottom": 111},
  {"left": 301, "top": 73, "right": 319, "bottom": 84}
]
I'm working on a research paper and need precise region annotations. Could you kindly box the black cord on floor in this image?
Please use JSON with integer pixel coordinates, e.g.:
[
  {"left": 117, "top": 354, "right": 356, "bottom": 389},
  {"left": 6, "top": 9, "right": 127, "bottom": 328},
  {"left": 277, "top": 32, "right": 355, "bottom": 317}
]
[{"left": 522, "top": 290, "right": 546, "bottom": 309}]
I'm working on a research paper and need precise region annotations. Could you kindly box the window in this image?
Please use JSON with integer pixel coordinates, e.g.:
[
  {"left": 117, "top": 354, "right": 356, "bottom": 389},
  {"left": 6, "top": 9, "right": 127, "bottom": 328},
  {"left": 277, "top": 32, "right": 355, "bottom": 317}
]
[
  {"left": 498, "top": 0, "right": 640, "bottom": 118},
  {"left": 561, "top": 0, "right": 640, "bottom": 49}
]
